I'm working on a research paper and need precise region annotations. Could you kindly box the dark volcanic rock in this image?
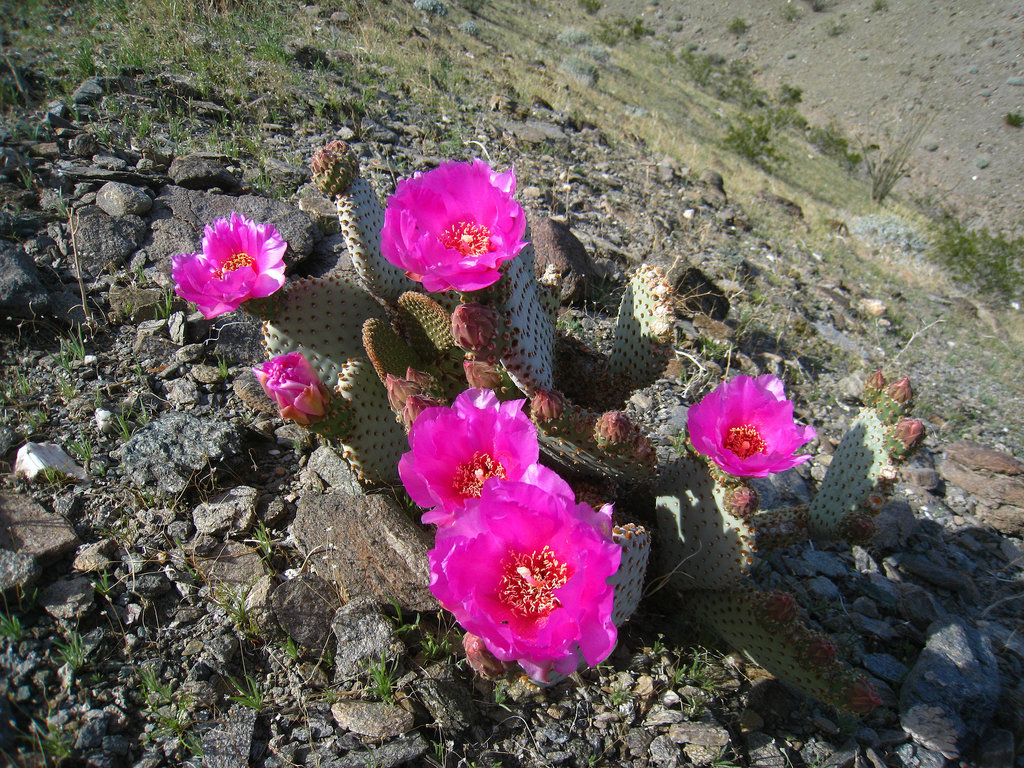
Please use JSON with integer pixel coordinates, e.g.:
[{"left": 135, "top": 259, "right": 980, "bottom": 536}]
[
  {"left": 70, "top": 206, "right": 147, "bottom": 280},
  {"left": 270, "top": 573, "right": 341, "bottom": 651},
  {"left": 168, "top": 153, "right": 239, "bottom": 190},
  {"left": 0, "top": 491, "right": 81, "bottom": 564},
  {"left": 0, "top": 242, "right": 51, "bottom": 319},
  {"left": 531, "top": 217, "right": 596, "bottom": 304}
]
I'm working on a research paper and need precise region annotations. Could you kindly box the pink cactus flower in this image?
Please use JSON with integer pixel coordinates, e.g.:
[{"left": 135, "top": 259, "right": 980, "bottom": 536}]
[
  {"left": 380, "top": 159, "right": 528, "bottom": 293},
  {"left": 687, "top": 374, "right": 816, "bottom": 477},
  {"left": 428, "top": 475, "right": 620, "bottom": 682},
  {"left": 172, "top": 212, "right": 287, "bottom": 318},
  {"left": 399, "top": 388, "right": 540, "bottom": 526},
  {"left": 252, "top": 352, "right": 330, "bottom": 426}
]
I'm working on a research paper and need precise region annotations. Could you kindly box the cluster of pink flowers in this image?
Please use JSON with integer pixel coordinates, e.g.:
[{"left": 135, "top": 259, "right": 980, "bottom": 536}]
[
  {"left": 400, "top": 389, "right": 621, "bottom": 682},
  {"left": 687, "top": 374, "right": 816, "bottom": 477},
  {"left": 171, "top": 212, "right": 287, "bottom": 319}
]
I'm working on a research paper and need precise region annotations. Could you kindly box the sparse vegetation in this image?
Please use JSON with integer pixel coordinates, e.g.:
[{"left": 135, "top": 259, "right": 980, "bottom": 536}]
[
  {"left": 930, "top": 216, "right": 1024, "bottom": 300},
  {"left": 727, "top": 17, "right": 749, "bottom": 36},
  {"left": 1005, "top": 111, "right": 1023, "bottom": 128},
  {"left": 861, "top": 112, "right": 932, "bottom": 202},
  {"left": 724, "top": 114, "right": 788, "bottom": 171}
]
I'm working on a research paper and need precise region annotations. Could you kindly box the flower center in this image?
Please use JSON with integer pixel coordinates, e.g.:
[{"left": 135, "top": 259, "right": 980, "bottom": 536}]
[
  {"left": 451, "top": 451, "right": 506, "bottom": 498},
  {"left": 499, "top": 546, "right": 570, "bottom": 618},
  {"left": 213, "top": 251, "right": 255, "bottom": 279},
  {"left": 439, "top": 221, "right": 493, "bottom": 257},
  {"left": 723, "top": 424, "right": 767, "bottom": 459}
]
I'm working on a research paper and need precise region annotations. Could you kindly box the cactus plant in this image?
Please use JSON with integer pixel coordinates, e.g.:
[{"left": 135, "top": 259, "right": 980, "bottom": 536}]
[{"left": 172, "top": 143, "right": 923, "bottom": 712}]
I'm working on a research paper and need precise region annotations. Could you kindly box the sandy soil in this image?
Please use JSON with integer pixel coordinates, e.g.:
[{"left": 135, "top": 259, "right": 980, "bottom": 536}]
[{"left": 609, "top": 0, "right": 1024, "bottom": 234}]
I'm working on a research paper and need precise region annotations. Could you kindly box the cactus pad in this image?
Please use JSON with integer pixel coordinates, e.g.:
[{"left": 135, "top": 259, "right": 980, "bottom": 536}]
[
  {"left": 608, "top": 265, "right": 675, "bottom": 388},
  {"left": 610, "top": 523, "right": 651, "bottom": 626}
]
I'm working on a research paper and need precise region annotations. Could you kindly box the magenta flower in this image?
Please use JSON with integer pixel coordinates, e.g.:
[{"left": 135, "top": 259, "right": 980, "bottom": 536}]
[
  {"left": 399, "top": 388, "right": 540, "bottom": 526},
  {"left": 428, "top": 476, "right": 620, "bottom": 682},
  {"left": 253, "top": 352, "right": 330, "bottom": 426},
  {"left": 687, "top": 374, "right": 816, "bottom": 477},
  {"left": 380, "top": 159, "right": 528, "bottom": 293},
  {"left": 172, "top": 212, "right": 287, "bottom": 318}
]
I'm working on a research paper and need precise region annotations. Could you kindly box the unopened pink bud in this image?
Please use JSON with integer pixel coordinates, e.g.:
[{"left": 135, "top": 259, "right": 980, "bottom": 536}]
[
  {"left": 758, "top": 591, "right": 797, "bottom": 625},
  {"left": 386, "top": 373, "right": 424, "bottom": 413},
  {"left": 804, "top": 636, "right": 837, "bottom": 668},
  {"left": 402, "top": 394, "right": 442, "bottom": 428},
  {"left": 725, "top": 484, "right": 759, "bottom": 518},
  {"left": 595, "top": 411, "right": 633, "bottom": 445},
  {"left": 253, "top": 352, "right": 330, "bottom": 426},
  {"left": 894, "top": 418, "right": 925, "bottom": 450},
  {"left": 865, "top": 370, "right": 887, "bottom": 393},
  {"left": 530, "top": 389, "right": 564, "bottom": 422},
  {"left": 462, "top": 633, "right": 507, "bottom": 679},
  {"left": 405, "top": 367, "right": 433, "bottom": 388},
  {"left": 463, "top": 360, "right": 503, "bottom": 390},
  {"left": 841, "top": 513, "right": 876, "bottom": 544},
  {"left": 886, "top": 377, "right": 913, "bottom": 405},
  {"left": 451, "top": 303, "right": 499, "bottom": 353}
]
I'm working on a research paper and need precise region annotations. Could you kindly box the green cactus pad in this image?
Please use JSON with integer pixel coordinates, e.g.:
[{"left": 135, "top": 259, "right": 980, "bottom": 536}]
[
  {"left": 362, "top": 317, "right": 424, "bottom": 383},
  {"left": 494, "top": 242, "right": 556, "bottom": 394},
  {"left": 333, "top": 358, "right": 408, "bottom": 485},
  {"left": 397, "top": 291, "right": 456, "bottom": 360},
  {"left": 337, "top": 177, "right": 416, "bottom": 304},
  {"left": 654, "top": 454, "right": 756, "bottom": 590},
  {"left": 608, "top": 265, "right": 675, "bottom": 388},
  {"left": 807, "top": 409, "right": 895, "bottom": 539},
  {"left": 262, "top": 274, "right": 387, "bottom": 386},
  {"left": 685, "top": 586, "right": 878, "bottom": 714},
  {"left": 610, "top": 523, "right": 651, "bottom": 626}
]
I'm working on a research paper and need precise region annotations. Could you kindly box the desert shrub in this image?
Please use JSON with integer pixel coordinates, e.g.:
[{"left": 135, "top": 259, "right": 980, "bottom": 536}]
[
  {"left": 413, "top": 0, "right": 448, "bottom": 17},
  {"left": 809, "top": 124, "right": 862, "bottom": 171},
  {"left": 578, "top": 0, "right": 602, "bottom": 13},
  {"left": 1005, "top": 111, "right": 1023, "bottom": 128},
  {"left": 458, "top": 0, "right": 487, "bottom": 10},
  {"left": 557, "top": 27, "right": 591, "bottom": 46},
  {"left": 861, "top": 112, "right": 931, "bottom": 202},
  {"left": 560, "top": 55, "right": 599, "bottom": 86},
  {"left": 826, "top": 19, "right": 847, "bottom": 36},
  {"left": 727, "top": 17, "right": 749, "bottom": 35},
  {"left": 596, "top": 16, "right": 652, "bottom": 45},
  {"left": 872, "top": 0, "right": 889, "bottom": 10},
  {"left": 584, "top": 45, "right": 610, "bottom": 63},
  {"left": 724, "top": 114, "right": 787, "bottom": 171},
  {"left": 458, "top": 20, "right": 480, "bottom": 36},
  {"left": 777, "top": 83, "right": 803, "bottom": 106},
  {"left": 930, "top": 217, "right": 1024, "bottom": 300}
]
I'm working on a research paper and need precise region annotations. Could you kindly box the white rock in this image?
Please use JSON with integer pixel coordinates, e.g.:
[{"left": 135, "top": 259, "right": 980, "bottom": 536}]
[
  {"left": 95, "top": 408, "right": 115, "bottom": 434},
  {"left": 15, "top": 442, "right": 87, "bottom": 481}
]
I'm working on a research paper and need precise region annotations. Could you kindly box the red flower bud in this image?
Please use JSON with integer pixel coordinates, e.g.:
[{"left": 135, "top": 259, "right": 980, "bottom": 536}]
[
  {"left": 886, "top": 377, "right": 913, "bottom": 405},
  {"left": 463, "top": 632, "right": 508, "bottom": 679},
  {"left": 463, "top": 360, "right": 503, "bottom": 390},
  {"left": 402, "top": 394, "right": 442, "bottom": 428},
  {"left": 595, "top": 411, "right": 633, "bottom": 446},
  {"left": 864, "top": 370, "right": 887, "bottom": 393},
  {"left": 841, "top": 512, "right": 876, "bottom": 544},
  {"left": 386, "top": 373, "right": 424, "bottom": 413},
  {"left": 530, "top": 389, "right": 564, "bottom": 423},
  {"left": 758, "top": 590, "right": 797, "bottom": 626},
  {"left": 724, "top": 484, "right": 759, "bottom": 518},
  {"left": 894, "top": 417, "right": 925, "bottom": 450},
  {"left": 844, "top": 678, "right": 882, "bottom": 715},
  {"left": 405, "top": 367, "right": 433, "bottom": 389},
  {"left": 804, "top": 636, "right": 838, "bottom": 668},
  {"left": 451, "top": 303, "right": 499, "bottom": 353}
]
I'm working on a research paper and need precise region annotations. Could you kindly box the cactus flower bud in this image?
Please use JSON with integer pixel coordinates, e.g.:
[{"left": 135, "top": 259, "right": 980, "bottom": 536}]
[
  {"left": 841, "top": 513, "right": 876, "bottom": 544},
  {"left": 463, "top": 360, "right": 503, "bottom": 390},
  {"left": 402, "top": 394, "right": 443, "bottom": 429},
  {"left": 843, "top": 678, "right": 882, "bottom": 715},
  {"left": 405, "top": 367, "right": 433, "bottom": 389},
  {"left": 724, "top": 484, "right": 760, "bottom": 518},
  {"left": 386, "top": 373, "right": 425, "bottom": 413},
  {"left": 253, "top": 352, "right": 330, "bottom": 427},
  {"left": 530, "top": 389, "right": 564, "bottom": 422},
  {"left": 595, "top": 411, "right": 633, "bottom": 446},
  {"left": 886, "top": 376, "right": 913, "bottom": 405},
  {"left": 864, "top": 369, "right": 887, "bottom": 393},
  {"left": 757, "top": 590, "right": 797, "bottom": 626},
  {"left": 451, "top": 303, "right": 499, "bottom": 354},
  {"left": 311, "top": 140, "right": 360, "bottom": 199},
  {"left": 894, "top": 417, "right": 925, "bottom": 451},
  {"left": 804, "top": 636, "right": 838, "bottom": 668},
  {"left": 462, "top": 632, "right": 508, "bottom": 679}
]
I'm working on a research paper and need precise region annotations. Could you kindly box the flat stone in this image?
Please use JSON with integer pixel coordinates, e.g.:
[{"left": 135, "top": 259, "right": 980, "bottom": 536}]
[
  {"left": 199, "top": 705, "right": 256, "bottom": 768},
  {"left": 940, "top": 441, "right": 1024, "bottom": 535},
  {"left": 41, "top": 576, "right": 95, "bottom": 621},
  {"left": 0, "top": 548, "right": 41, "bottom": 596},
  {"left": 331, "top": 597, "right": 405, "bottom": 682},
  {"left": 232, "top": 370, "right": 278, "bottom": 416},
  {"left": 168, "top": 154, "right": 238, "bottom": 190},
  {"left": 334, "top": 732, "right": 429, "bottom": 768},
  {"left": 0, "top": 492, "right": 81, "bottom": 564},
  {"left": 72, "top": 77, "right": 105, "bottom": 105},
  {"left": 270, "top": 573, "right": 341, "bottom": 651},
  {"left": 502, "top": 119, "right": 569, "bottom": 144},
  {"left": 194, "top": 541, "right": 269, "bottom": 589},
  {"left": 0, "top": 241, "right": 51, "bottom": 319},
  {"left": 862, "top": 652, "right": 908, "bottom": 685},
  {"left": 412, "top": 666, "right": 476, "bottom": 733},
  {"left": 70, "top": 206, "right": 148, "bottom": 280},
  {"left": 648, "top": 734, "right": 682, "bottom": 767},
  {"left": 113, "top": 411, "right": 242, "bottom": 498},
  {"left": 305, "top": 446, "right": 363, "bottom": 495},
  {"left": 750, "top": 467, "right": 812, "bottom": 511},
  {"left": 96, "top": 182, "right": 152, "bottom": 217},
  {"left": 667, "top": 720, "right": 730, "bottom": 746},
  {"left": 330, "top": 700, "right": 414, "bottom": 739},
  {"left": 291, "top": 490, "right": 436, "bottom": 612},
  {"left": 899, "top": 616, "right": 1000, "bottom": 758},
  {"left": 192, "top": 486, "right": 258, "bottom": 536}
]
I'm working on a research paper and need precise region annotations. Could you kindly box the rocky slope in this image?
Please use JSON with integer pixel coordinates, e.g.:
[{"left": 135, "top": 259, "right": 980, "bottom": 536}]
[{"left": 1, "top": 2, "right": 1023, "bottom": 767}]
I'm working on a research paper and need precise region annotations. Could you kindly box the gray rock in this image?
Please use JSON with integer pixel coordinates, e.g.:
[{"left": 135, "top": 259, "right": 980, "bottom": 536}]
[
  {"left": 0, "top": 492, "right": 81, "bottom": 564},
  {"left": 200, "top": 705, "right": 256, "bottom": 768},
  {"left": 260, "top": 157, "right": 310, "bottom": 190},
  {"left": 330, "top": 700, "right": 414, "bottom": 739},
  {"left": 148, "top": 186, "right": 317, "bottom": 270},
  {"left": 977, "top": 728, "right": 1015, "bottom": 768},
  {"left": 113, "top": 411, "right": 242, "bottom": 497},
  {"left": 291, "top": 491, "right": 436, "bottom": 612},
  {"left": 502, "top": 119, "right": 569, "bottom": 144},
  {"left": 649, "top": 734, "right": 682, "bottom": 768},
  {"left": 195, "top": 541, "right": 270, "bottom": 588},
  {"left": 531, "top": 218, "right": 596, "bottom": 305},
  {"left": 672, "top": 266, "right": 730, "bottom": 320},
  {"left": 750, "top": 467, "right": 812, "bottom": 510},
  {"left": 168, "top": 154, "right": 239, "bottom": 190},
  {"left": 894, "top": 742, "right": 948, "bottom": 768},
  {"left": 791, "top": 548, "right": 849, "bottom": 578},
  {"left": 331, "top": 598, "right": 404, "bottom": 681},
  {"left": 306, "top": 446, "right": 363, "bottom": 495},
  {"left": 940, "top": 440, "right": 1024, "bottom": 536},
  {"left": 900, "top": 617, "right": 1000, "bottom": 758},
  {"left": 41, "top": 576, "right": 95, "bottom": 621},
  {"left": 270, "top": 573, "right": 341, "bottom": 651},
  {"left": 413, "top": 666, "right": 476, "bottom": 732},
  {"left": 334, "top": 732, "right": 429, "bottom": 768},
  {"left": 192, "top": 486, "right": 259, "bottom": 536},
  {"left": 211, "top": 310, "right": 266, "bottom": 366},
  {"left": 72, "top": 77, "right": 105, "bottom": 105},
  {"left": 96, "top": 182, "right": 152, "bottom": 217},
  {"left": 746, "top": 733, "right": 787, "bottom": 767},
  {"left": 70, "top": 206, "right": 147, "bottom": 280},
  {"left": 0, "top": 548, "right": 41, "bottom": 596},
  {"left": 812, "top": 321, "right": 872, "bottom": 361},
  {"left": 862, "top": 652, "right": 908, "bottom": 685},
  {"left": 872, "top": 499, "right": 919, "bottom": 548},
  {"left": 807, "top": 575, "right": 841, "bottom": 602},
  {"left": 0, "top": 242, "right": 51, "bottom": 319},
  {"left": 666, "top": 720, "right": 730, "bottom": 746}
]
